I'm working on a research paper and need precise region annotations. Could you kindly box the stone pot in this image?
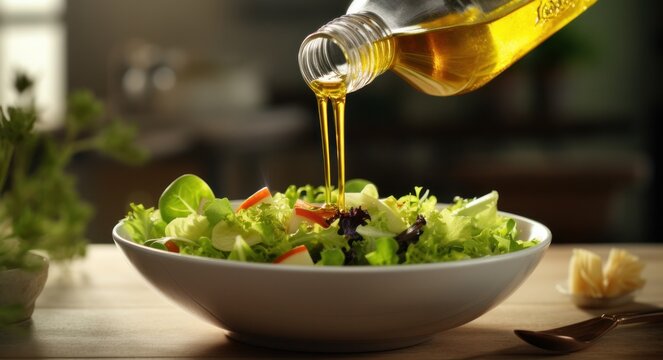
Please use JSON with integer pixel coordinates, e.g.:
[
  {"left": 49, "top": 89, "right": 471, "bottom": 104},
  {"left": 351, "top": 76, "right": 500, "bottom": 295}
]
[{"left": 0, "top": 252, "right": 49, "bottom": 324}]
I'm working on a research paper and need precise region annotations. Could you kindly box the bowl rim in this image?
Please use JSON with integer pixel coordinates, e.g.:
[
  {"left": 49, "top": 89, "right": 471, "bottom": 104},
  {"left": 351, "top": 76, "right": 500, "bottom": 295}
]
[{"left": 113, "top": 208, "right": 551, "bottom": 274}]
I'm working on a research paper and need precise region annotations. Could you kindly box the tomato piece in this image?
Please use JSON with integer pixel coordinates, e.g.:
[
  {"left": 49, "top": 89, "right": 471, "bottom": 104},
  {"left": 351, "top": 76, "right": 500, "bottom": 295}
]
[
  {"left": 294, "top": 207, "right": 330, "bottom": 228},
  {"left": 292, "top": 200, "right": 337, "bottom": 228},
  {"left": 164, "top": 239, "right": 180, "bottom": 253},
  {"left": 237, "top": 187, "right": 272, "bottom": 211},
  {"left": 294, "top": 199, "right": 337, "bottom": 216},
  {"left": 274, "top": 245, "right": 312, "bottom": 264}
]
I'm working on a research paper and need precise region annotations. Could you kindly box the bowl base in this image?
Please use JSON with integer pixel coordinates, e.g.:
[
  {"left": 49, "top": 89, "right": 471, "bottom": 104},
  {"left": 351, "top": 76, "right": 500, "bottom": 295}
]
[{"left": 226, "top": 331, "right": 432, "bottom": 353}]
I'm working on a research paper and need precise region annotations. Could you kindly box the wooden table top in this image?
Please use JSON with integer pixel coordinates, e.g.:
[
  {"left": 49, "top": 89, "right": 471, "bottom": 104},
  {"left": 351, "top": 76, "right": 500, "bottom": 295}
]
[{"left": 1, "top": 244, "right": 661, "bottom": 359}]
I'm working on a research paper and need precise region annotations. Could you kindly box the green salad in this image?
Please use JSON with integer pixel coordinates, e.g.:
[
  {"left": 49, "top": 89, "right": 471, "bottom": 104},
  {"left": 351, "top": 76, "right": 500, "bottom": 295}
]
[{"left": 122, "top": 174, "right": 538, "bottom": 266}]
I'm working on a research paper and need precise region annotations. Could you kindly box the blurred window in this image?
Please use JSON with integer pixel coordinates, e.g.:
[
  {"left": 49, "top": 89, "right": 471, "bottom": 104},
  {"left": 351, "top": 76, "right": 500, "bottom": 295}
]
[{"left": 0, "top": 0, "right": 65, "bottom": 129}]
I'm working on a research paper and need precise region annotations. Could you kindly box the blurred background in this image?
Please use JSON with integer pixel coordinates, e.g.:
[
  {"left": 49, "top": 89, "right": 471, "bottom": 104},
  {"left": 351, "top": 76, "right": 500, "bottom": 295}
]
[{"left": 0, "top": 0, "right": 660, "bottom": 244}]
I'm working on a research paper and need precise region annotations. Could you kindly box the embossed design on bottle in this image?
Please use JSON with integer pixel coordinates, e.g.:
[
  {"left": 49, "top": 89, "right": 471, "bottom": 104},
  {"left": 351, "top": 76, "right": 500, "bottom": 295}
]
[{"left": 538, "top": 0, "right": 577, "bottom": 23}]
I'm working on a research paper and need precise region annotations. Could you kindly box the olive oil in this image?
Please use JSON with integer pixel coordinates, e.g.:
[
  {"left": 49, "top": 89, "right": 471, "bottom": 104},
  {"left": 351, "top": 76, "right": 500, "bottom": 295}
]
[
  {"left": 392, "top": 0, "right": 598, "bottom": 95},
  {"left": 310, "top": 77, "right": 347, "bottom": 209},
  {"left": 302, "top": 0, "right": 597, "bottom": 209}
]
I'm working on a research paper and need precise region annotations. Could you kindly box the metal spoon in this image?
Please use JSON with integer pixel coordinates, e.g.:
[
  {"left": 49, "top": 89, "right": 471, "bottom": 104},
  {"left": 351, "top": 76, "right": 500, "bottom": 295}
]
[{"left": 514, "top": 310, "right": 663, "bottom": 353}]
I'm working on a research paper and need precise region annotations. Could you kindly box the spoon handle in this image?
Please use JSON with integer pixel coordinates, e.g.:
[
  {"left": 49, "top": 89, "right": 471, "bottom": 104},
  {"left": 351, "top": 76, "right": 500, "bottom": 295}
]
[{"left": 607, "top": 310, "right": 663, "bottom": 325}]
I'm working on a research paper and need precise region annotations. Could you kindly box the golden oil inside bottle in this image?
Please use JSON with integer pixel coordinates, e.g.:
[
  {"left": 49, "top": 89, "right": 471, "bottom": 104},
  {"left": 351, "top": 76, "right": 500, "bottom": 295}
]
[
  {"left": 392, "top": 0, "right": 598, "bottom": 95},
  {"left": 310, "top": 76, "right": 347, "bottom": 209}
]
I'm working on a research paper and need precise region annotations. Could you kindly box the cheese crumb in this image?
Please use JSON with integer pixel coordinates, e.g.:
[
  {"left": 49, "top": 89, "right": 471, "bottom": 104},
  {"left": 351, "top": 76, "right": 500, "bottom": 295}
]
[
  {"left": 568, "top": 248, "right": 645, "bottom": 298},
  {"left": 603, "top": 248, "right": 646, "bottom": 297}
]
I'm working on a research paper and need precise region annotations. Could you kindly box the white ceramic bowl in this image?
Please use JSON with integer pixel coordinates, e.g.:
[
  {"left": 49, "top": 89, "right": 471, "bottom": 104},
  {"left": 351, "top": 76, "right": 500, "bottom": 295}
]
[{"left": 112, "top": 210, "right": 551, "bottom": 352}]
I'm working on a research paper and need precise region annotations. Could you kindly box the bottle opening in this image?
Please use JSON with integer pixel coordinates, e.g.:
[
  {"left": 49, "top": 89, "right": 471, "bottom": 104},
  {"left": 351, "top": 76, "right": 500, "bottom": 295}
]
[
  {"left": 299, "top": 34, "right": 349, "bottom": 87},
  {"left": 298, "top": 12, "right": 394, "bottom": 94}
]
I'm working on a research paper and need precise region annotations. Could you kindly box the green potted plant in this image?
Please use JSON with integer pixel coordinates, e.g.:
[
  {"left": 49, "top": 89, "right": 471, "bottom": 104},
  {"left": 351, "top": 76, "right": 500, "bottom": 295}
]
[{"left": 0, "top": 74, "right": 146, "bottom": 324}]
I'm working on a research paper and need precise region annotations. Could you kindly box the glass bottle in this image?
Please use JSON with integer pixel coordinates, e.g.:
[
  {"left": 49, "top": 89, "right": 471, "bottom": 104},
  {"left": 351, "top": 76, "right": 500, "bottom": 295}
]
[{"left": 299, "top": 0, "right": 598, "bottom": 96}]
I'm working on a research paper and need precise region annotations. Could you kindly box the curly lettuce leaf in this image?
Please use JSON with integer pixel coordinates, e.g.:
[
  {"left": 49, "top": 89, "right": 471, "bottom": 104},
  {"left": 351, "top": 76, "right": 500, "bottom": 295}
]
[
  {"left": 283, "top": 179, "right": 375, "bottom": 207},
  {"left": 284, "top": 184, "right": 327, "bottom": 207},
  {"left": 404, "top": 191, "right": 538, "bottom": 264},
  {"left": 396, "top": 186, "right": 437, "bottom": 225},
  {"left": 180, "top": 236, "right": 225, "bottom": 259},
  {"left": 123, "top": 203, "right": 166, "bottom": 244},
  {"left": 211, "top": 193, "right": 292, "bottom": 260}
]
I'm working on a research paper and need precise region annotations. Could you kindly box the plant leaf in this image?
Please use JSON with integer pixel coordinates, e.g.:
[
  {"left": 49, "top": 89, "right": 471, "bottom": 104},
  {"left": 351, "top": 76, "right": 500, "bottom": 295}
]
[{"left": 158, "top": 174, "right": 215, "bottom": 223}]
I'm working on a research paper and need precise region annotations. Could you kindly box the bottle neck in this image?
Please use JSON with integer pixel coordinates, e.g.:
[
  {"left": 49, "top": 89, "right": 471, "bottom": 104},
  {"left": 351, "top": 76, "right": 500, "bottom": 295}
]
[{"left": 298, "top": 12, "right": 394, "bottom": 94}]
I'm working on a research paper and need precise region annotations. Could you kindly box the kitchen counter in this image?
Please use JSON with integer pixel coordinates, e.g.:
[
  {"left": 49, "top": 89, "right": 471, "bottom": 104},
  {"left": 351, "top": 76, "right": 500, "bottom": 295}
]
[{"left": 1, "top": 244, "right": 661, "bottom": 359}]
